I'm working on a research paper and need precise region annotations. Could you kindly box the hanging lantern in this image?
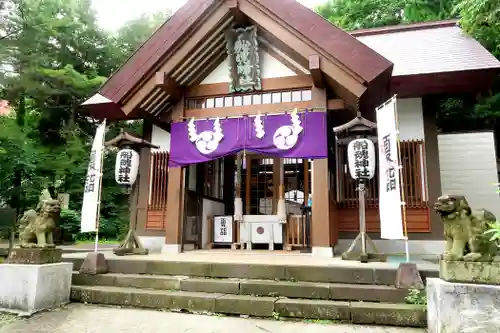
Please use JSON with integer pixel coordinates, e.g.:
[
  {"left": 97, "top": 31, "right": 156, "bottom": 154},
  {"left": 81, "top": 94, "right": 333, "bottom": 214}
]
[
  {"left": 115, "top": 148, "right": 140, "bottom": 186},
  {"left": 347, "top": 138, "right": 376, "bottom": 180}
]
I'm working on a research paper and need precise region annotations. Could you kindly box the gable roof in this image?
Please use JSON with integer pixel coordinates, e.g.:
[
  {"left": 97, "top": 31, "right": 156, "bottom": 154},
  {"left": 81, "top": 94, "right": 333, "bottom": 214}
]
[
  {"left": 354, "top": 20, "right": 500, "bottom": 76},
  {"left": 87, "top": 0, "right": 393, "bottom": 117},
  {"left": 251, "top": 0, "right": 391, "bottom": 84}
]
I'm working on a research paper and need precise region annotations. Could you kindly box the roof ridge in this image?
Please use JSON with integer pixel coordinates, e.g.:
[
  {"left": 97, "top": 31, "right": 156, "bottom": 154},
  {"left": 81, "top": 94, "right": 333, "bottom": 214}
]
[{"left": 351, "top": 19, "right": 459, "bottom": 37}]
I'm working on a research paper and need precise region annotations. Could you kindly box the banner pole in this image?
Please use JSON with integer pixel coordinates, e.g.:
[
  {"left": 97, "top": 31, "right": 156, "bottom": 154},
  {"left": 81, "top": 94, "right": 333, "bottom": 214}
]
[
  {"left": 392, "top": 97, "right": 410, "bottom": 262},
  {"left": 94, "top": 119, "right": 107, "bottom": 253}
]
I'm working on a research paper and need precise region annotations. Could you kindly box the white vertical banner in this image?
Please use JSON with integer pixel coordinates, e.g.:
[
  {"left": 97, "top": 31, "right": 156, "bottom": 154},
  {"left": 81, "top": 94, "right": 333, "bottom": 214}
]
[
  {"left": 376, "top": 98, "right": 404, "bottom": 240},
  {"left": 81, "top": 120, "right": 106, "bottom": 233}
]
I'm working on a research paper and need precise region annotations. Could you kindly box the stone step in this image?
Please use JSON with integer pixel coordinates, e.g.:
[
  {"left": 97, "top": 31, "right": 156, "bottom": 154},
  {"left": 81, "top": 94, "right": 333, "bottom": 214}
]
[
  {"left": 71, "top": 285, "right": 426, "bottom": 327},
  {"left": 64, "top": 257, "right": 438, "bottom": 285},
  {"left": 72, "top": 272, "right": 409, "bottom": 303}
]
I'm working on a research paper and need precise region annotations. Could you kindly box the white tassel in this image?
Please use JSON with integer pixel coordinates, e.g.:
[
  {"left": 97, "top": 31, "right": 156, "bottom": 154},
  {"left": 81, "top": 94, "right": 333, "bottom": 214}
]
[
  {"left": 277, "top": 198, "right": 287, "bottom": 223},
  {"left": 254, "top": 113, "right": 265, "bottom": 139},
  {"left": 213, "top": 117, "right": 224, "bottom": 142},
  {"left": 290, "top": 108, "right": 303, "bottom": 134},
  {"left": 234, "top": 197, "right": 243, "bottom": 221},
  {"left": 188, "top": 118, "right": 198, "bottom": 142}
]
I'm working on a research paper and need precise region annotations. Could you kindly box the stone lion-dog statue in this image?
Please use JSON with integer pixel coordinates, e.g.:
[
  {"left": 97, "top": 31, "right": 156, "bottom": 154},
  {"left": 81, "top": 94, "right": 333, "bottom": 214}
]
[
  {"left": 434, "top": 195, "right": 497, "bottom": 262},
  {"left": 18, "top": 191, "right": 62, "bottom": 248}
]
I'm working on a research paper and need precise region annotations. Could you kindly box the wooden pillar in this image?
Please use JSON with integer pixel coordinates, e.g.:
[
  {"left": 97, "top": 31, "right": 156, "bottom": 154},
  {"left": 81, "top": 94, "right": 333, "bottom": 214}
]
[
  {"left": 164, "top": 99, "right": 185, "bottom": 253},
  {"left": 131, "top": 121, "right": 162, "bottom": 238},
  {"left": 310, "top": 86, "right": 332, "bottom": 256},
  {"left": 272, "top": 158, "right": 283, "bottom": 214}
]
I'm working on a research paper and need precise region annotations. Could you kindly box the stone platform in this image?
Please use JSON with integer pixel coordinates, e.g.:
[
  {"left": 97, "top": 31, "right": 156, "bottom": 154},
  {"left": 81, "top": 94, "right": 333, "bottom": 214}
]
[
  {"left": 63, "top": 251, "right": 437, "bottom": 327},
  {"left": 0, "top": 262, "right": 72, "bottom": 315},
  {"left": 427, "top": 277, "right": 500, "bottom": 333}
]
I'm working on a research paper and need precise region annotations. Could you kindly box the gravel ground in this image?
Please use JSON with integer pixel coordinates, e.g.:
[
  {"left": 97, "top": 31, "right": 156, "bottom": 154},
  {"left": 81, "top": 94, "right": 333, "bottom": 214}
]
[{"left": 0, "top": 303, "right": 426, "bottom": 333}]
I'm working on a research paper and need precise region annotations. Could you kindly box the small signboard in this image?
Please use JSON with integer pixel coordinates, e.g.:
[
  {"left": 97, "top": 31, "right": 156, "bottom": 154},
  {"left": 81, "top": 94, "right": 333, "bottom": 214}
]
[{"left": 213, "top": 216, "right": 233, "bottom": 244}]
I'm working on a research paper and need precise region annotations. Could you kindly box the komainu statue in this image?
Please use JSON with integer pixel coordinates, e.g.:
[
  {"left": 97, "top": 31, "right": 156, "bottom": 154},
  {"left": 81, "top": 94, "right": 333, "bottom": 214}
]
[
  {"left": 434, "top": 195, "right": 497, "bottom": 262},
  {"left": 18, "top": 190, "right": 62, "bottom": 248}
]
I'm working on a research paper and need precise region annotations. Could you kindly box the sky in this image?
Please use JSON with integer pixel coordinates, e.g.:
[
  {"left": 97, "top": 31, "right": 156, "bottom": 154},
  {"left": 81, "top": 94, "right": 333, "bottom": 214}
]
[{"left": 93, "top": 0, "right": 328, "bottom": 32}]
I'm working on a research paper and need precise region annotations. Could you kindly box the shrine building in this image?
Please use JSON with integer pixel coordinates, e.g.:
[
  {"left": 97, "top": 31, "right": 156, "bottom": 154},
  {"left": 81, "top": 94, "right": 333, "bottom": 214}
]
[{"left": 82, "top": 0, "right": 500, "bottom": 257}]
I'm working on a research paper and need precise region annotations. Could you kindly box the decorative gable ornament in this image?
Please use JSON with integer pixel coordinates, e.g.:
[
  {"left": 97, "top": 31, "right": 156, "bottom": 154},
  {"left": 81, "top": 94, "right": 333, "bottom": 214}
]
[
  {"left": 115, "top": 148, "right": 140, "bottom": 186},
  {"left": 188, "top": 117, "right": 224, "bottom": 155},
  {"left": 347, "top": 138, "right": 376, "bottom": 180},
  {"left": 225, "top": 25, "right": 262, "bottom": 93}
]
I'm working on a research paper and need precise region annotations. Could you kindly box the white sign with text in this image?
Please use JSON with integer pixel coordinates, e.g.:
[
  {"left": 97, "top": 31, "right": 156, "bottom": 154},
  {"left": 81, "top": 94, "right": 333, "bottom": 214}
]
[
  {"left": 213, "top": 216, "right": 233, "bottom": 243},
  {"left": 376, "top": 98, "right": 404, "bottom": 240}
]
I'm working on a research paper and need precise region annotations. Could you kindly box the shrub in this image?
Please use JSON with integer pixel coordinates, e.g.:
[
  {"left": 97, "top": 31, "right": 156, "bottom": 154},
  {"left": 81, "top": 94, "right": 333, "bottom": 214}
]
[
  {"left": 405, "top": 288, "right": 427, "bottom": 305},
  {"left": 58, "top": 209, "right": 81, "bottom": 242}
]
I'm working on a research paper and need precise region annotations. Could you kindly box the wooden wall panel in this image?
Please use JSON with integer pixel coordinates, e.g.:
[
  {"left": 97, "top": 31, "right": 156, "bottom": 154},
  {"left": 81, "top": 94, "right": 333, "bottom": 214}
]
[
  {"left": 338, "top": 207, "right": 430, "bottom": 233},
  {"left": 146, "top": 210, "right": 167, "bottom": 231}
]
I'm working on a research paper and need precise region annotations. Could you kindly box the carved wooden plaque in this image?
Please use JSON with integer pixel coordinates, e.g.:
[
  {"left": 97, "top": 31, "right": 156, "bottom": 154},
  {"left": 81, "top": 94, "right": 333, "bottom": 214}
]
[{"left": 225, "top": 25, "right": 262, "bottom": 93}]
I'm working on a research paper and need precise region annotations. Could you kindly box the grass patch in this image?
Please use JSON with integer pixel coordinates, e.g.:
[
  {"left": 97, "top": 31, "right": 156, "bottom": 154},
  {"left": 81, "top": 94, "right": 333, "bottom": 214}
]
[
  {"left": 0, "top": 312, "right": 18, "bottom": 328},
  {"left": 75, "top": 239, "right": 118, "bottom": 245},
  {"left": 405, "top": 288, "right": 427, "bottom": 306},
  {"left": 302, "top": 319, "right": 338, "bottom": 325}
]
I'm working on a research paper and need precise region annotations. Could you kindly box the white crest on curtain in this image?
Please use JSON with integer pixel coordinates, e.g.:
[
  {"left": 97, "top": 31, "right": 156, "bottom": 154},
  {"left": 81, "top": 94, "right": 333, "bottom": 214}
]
[
  {"left": 187, "top": 117, "right": 224, "bottom": 155},
  {"left": 273, "top": 109, "right": 304, "bottom": 150}
]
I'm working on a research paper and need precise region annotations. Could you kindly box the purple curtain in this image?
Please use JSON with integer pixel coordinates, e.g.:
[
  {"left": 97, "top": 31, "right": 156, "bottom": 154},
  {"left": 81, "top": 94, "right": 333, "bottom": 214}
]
[{"left": 169, "top": 111, "right": 327, "bottom": 167}]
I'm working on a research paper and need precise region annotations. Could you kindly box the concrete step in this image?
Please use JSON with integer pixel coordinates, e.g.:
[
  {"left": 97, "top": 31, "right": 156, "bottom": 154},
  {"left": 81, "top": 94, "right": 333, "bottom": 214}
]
[
  {"left": 72, "top": 272, "right": 409, "bottom": 303},
  {"left": 64, "top": 257, "right": 438, "bottom": 285},
  {"left": 71, "top": 285, "right": 426, "bottom": 327}
]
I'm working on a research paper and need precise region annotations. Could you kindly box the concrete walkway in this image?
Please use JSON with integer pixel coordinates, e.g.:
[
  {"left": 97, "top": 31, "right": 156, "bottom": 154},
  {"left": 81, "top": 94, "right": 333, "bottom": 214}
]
[{"left": 0, "top": 304, "right": 425, "bottom": 333}]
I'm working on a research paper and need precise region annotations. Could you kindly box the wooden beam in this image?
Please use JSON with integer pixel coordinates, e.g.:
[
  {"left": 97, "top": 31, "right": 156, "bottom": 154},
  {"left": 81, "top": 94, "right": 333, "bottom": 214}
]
[
  {"left": 327, "top": 99, "right": 345, "bottom": 110},
  {"left": 187, "top": 75, "right": 313, "bottom": 98},
  {"left": 226, "top": 0, "right": 248, "bottom": 26},
  {"left": 309, "top": 55, "right": 324, "bottom": 89},
  {"left": 185, "top": 101, "right": 313, "bottom": 118},
  {"left": 259, "top": 38, "right": 306, "bottom": 75},
  {"left": 155, "top": 73, "right": 181, "bottom": 102}
]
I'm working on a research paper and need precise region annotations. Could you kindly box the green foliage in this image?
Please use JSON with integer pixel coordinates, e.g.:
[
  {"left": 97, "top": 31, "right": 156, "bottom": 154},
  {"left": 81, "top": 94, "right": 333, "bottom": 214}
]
[
  {"left": 316, "top": 0, "right": 500, "bottom": 138},
  {"left": 316, "top": 0, "right": 458, "bottom": 31},
  {"left": 0, "top": 0, "right": 167, "bottom": 241},
  {"left": 58, "top": 208, "right": 80, "bottom": 240},
  {"left": 456, "top": 0, "right": 500, "bottom": 58},
  {"left": 484, "top": 221, "right": 500, "bottom": 245},
  {"left": 405, "top": 288, "right": 427, "bottom": 305}
]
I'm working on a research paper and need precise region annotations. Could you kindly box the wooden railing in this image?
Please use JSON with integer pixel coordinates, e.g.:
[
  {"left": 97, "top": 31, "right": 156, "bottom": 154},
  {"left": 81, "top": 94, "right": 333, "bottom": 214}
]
[
  {"left": 336, "top": 140, "right": 427, "bottom": 208},
  {"left": 149, "top": 152, "right": 169, "bottom": 209},
  {"left": 146, "top": 151, "right": 169, "bottom": 231}
]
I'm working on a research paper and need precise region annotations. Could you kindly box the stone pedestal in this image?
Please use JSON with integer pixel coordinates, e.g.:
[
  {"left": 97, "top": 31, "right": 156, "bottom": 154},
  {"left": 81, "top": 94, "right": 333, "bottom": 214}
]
[
  {"left": 440, "top": 259, "right": 500, "bottom": 285},
  {"left": 0, "top": 262, "right": 72, "bottom": 316},
  {"left": 427, "top": 278, "right": 500, "bottom": 333},
  {"left": 7, "top": 248, "right": 62, "bottom": 265}
]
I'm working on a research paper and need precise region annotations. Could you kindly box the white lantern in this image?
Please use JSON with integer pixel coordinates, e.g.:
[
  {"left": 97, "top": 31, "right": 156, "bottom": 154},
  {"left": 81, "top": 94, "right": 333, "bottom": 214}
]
[
  {"left": 115, "top": 148, "right": 140, "bottom": 186},
  {"left": 347, "top": 138, "right": 376, "bottom": 180}
]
